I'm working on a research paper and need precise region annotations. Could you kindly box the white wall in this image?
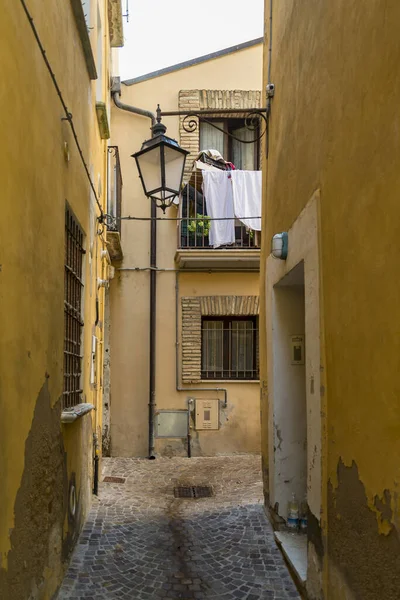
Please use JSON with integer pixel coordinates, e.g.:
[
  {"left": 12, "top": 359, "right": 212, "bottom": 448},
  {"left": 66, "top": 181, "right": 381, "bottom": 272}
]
[
  {"left": 272, "top": 272, "right": 306, "bottom": 514},
  {"left": 266, "top": 191, "right": 322, "bottom": 521}
]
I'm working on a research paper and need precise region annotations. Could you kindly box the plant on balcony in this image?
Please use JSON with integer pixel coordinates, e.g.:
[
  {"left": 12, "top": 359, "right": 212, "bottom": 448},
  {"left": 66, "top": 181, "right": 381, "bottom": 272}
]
[{"left": 187, "top": 214, "right": 211, "bottom": 238}]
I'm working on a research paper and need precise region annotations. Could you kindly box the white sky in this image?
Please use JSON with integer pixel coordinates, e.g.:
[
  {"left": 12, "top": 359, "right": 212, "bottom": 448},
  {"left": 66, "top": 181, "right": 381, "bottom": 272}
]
[{"left": 119, "top": 0, "right": 265, "bottom": 81}]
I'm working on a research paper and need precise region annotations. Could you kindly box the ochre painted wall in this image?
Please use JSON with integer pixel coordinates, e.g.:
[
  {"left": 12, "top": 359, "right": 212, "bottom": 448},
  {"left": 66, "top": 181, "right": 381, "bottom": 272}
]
[
  {"left": 110, "top": 44, "right": 263, "bottom": 457},
  {"left": 0, "top": 0, "right": 111, "bottom": 597},
  {"left": 261, "top": 1, "right": 400, "bottom": 598}
]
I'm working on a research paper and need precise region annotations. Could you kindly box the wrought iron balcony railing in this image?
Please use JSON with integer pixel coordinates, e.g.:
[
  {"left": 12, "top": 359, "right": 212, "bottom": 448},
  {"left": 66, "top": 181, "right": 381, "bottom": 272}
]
[
  {"left": 107, "top": 146, "right": 122, "bottom": 236},
  {"left": 179, "top": 171, "right": 258, "bottom": 250}
]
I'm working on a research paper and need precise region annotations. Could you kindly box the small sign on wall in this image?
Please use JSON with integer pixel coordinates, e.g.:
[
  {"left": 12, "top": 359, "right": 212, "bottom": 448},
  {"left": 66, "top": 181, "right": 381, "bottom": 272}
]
[{"left": 291, "top": 335, "right": 305, "bottom": 365}]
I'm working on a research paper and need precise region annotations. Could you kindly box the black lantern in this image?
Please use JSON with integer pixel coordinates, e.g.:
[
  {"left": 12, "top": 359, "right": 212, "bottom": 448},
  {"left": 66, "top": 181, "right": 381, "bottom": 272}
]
[{"left": 132, "top": 107, "right": 190, "bottom": 212}]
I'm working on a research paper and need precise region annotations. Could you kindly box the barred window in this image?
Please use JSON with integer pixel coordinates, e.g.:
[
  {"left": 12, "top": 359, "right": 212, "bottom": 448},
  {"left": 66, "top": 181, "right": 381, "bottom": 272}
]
[
  {"left": 63, "top": 208, "right": 85, "bottom": 408},
  {"left": 201, "top": 317, "right": 258, "bottom": 380}
]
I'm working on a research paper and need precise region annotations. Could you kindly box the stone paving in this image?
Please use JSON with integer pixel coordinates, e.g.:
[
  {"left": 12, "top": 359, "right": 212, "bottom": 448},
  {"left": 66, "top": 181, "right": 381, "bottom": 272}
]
[{"left": 57, "top": 455, "right": 300, "bottom": 599}]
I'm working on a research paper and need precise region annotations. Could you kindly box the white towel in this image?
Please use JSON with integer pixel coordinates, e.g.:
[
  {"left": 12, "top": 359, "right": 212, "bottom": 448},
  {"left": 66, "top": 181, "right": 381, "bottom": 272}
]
[
  {"left": 231, "top": 170, "right": 262, "bottom": 231},
  {"left": 202, "top": 170, "right": 235, "bottom": 248}
]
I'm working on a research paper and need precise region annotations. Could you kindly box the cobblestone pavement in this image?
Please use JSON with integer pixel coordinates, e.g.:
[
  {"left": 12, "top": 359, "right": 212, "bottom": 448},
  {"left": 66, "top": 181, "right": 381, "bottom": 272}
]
[{"left": 57, "top": 456, "right": 300, "bottom": 600}]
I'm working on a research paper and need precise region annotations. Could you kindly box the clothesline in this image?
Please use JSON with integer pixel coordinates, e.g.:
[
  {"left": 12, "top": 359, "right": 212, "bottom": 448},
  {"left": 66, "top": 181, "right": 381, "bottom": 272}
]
[{"left": 117, "top": 216, "right": 262, "bottom": 221}]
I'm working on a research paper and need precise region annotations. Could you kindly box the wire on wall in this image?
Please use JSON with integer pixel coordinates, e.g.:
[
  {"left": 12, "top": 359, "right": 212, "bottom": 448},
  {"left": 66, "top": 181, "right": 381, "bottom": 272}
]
[
  {"left": 19, "top": 0, "right": 105, "bottom": 222},
  {"left": 115, "top": 216, "right": 262, "bottom": 222}
]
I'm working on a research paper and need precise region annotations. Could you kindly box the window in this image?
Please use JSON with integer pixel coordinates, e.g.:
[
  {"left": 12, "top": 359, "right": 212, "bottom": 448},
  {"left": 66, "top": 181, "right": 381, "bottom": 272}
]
[
  {"left": 199, "top": 119, "right": 259, "bottom": 170},
  {"left": 63, "top": 208, "right": 85, "bottom": 408},
  {"left": 107, "top": 146, "right": 122, "bottom": 233},
  {"left": 201, "top": 317, "right": 259, "bottom": 380}
]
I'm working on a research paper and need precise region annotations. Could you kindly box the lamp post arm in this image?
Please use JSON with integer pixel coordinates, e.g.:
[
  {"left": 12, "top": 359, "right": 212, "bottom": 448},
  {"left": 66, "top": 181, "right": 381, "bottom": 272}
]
[{"left": 158, "top": 107, "right": 268, "bottom": 145}]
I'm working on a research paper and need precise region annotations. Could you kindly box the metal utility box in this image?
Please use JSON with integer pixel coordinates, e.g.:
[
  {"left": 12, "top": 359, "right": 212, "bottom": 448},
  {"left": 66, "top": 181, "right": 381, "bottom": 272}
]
[
  {"left": 195, "top": 399, "right": 219, "bottom": 430},
  {"left": 156, "top": 410, "right": 188, "bottom": 438}
]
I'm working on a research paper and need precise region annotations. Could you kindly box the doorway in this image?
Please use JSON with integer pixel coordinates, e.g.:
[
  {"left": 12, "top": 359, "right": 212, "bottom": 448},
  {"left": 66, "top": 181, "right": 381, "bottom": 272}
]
[{"left": 272, "top": 261, "right": 307, "bottom": 517}]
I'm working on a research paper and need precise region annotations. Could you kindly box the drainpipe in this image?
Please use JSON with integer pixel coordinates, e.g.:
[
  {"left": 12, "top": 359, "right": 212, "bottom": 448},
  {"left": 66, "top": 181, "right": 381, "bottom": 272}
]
[
  {"left": 112, "top": 79, "right": 156, "bottom": 128},
  {"left": 93, "top": 433, "right": 100, "bottom": 495},
  {"left": 175, "top": 271, "right": 228, "bottom": 414},
  {"left": 148, "top": 200, "right": 157, "bottom": 459},
  {"left": 112, "top": 82, "right": 157, "bottom": 459}
]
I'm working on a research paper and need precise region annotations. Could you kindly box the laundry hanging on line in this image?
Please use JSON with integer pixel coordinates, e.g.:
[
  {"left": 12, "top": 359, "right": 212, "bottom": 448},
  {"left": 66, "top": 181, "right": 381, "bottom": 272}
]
[
  {"left": 202, "top": 170, "right": 262, "bottom": 248},
  {"left": 201, "top": 170, "right": 235, "bottom": 248},
  {"left": 231, "top": 170, "right": 262, "bottom": 231}
]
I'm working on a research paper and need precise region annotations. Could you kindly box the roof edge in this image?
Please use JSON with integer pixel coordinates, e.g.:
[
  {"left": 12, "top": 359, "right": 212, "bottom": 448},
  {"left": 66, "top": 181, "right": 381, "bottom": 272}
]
[{"left": 122, "top": 37, "right": 263, "bottom": 86}]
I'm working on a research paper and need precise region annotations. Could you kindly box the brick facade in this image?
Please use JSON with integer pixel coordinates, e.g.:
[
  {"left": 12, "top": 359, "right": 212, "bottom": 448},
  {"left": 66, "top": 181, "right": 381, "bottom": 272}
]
[
  {"left": 179, "top": 89, "right": 262, "bottom": 180},
  {"left": 181, "top": 295, "right": 260, "bottom": 383}
]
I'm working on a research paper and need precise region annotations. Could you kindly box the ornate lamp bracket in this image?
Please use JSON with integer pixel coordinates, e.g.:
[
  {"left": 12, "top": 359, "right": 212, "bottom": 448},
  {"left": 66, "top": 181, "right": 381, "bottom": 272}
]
[{"left": 158, "top": 106, "right": 268, "bottom": 145}]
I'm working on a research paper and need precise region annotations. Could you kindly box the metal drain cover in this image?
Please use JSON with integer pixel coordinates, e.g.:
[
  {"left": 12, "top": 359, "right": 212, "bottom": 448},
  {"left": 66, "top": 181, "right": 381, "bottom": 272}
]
[
  {"left": 174, "top": 486, "right": 213, "bottom": 498},
  {"left": 103, "top": 476, "right": 126, "bottom": 483}
]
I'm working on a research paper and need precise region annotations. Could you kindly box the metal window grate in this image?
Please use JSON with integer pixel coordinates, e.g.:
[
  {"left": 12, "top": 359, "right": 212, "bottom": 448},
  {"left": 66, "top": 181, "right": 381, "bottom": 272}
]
[
  {"left": 201, "top": 317, "right": 259, "bottom": 380},
  {"left": 107, "top": 146, "right": 123, "bottom": 235},
  {"left": 103, "top": 476, "right": 126, "bottom": 484},
  {"left": 174, "top": 486, "right": 213, "bottom": 498},
  {"left": 63, "top": 208, "right": 85, "bottom": 409}
]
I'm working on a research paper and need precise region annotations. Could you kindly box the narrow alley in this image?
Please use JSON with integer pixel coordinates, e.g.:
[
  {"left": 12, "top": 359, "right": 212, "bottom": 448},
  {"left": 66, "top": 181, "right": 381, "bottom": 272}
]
[{"left": 57, "top": 456, "right": 300, "bottom": 600}]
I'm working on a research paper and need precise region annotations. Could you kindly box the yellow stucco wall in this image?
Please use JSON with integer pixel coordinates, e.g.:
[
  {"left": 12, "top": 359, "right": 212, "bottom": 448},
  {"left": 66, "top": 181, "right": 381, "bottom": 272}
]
[
  {"left": 109, "top": 44, "right": 263, "bottom": 457},
  {"left": 261, "top": 1, "right": 400, "bottom": 598},
  {"left": 0, "top": 0, "right": 111, "bottom": 597}
]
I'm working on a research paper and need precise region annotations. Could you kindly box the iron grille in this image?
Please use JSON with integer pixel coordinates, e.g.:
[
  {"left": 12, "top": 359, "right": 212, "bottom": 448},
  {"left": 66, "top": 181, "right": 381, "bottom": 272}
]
[
  {"left": 174, "top": 486, "right": 213, "bottom": 498},
  {"left": 107, "top": 146, "right": 123, "bottom": 235},
  {"left": 179, "top": 170, "right": 258, "bottom": 250},
  {"left": 63, "top": 208, "right": 85, "bottom": 409},
  {"left": 201, "top": 317, "right": 259, "bottom": 380}
]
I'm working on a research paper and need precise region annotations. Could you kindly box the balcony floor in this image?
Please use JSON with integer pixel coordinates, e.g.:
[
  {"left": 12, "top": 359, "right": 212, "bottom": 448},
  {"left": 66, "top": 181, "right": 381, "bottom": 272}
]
[{"left": 175, "top": 248, "right": 260, "bottom": 271}]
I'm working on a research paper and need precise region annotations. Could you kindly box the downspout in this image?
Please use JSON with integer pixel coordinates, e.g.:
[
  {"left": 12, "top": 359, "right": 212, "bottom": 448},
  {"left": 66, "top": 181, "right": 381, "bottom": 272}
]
[
  {"left": 112, "top": 82, "right": 157, "bottom": 459},
  {"left": 148, "top": 201, "right": 156, "bottom": 458},
  {"left": 175, "top": 271, "right": 228, "bottom": 416},
  {"left": 112, "top": 79, "right": 156, "bottom": 127}
]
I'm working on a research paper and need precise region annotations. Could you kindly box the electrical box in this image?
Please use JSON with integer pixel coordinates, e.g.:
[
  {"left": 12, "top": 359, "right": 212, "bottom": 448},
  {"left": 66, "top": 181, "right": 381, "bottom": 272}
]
[
  {"left": 156, "top": 411, "right": 188, "bottom": 438},
  {"left": 195, "top": 399, "right": 219, "bottom": 430},
  {"left": 291, "top": 334, "right": 305, "bottom": 365}
]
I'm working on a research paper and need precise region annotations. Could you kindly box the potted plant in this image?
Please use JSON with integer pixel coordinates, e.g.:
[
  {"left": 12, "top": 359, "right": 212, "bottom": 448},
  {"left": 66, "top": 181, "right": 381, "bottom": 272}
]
[{"left": 187, "top": 214, "right": 211, "bottom": 246}]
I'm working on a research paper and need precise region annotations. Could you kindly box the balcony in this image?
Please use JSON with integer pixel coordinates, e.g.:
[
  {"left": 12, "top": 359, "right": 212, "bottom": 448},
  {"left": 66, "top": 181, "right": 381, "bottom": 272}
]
[
  {"left": 106, "top": 146, "right": 123, "bottom": 261},
  {"left": 175, "top": 166, "right": 260, "bottom": 271}
]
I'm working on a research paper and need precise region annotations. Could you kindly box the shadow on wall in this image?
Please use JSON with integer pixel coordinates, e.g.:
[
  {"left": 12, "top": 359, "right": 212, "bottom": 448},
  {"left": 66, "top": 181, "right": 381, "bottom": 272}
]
[{"left": 0, "top": 379, "right": 81, "bottom": 600}]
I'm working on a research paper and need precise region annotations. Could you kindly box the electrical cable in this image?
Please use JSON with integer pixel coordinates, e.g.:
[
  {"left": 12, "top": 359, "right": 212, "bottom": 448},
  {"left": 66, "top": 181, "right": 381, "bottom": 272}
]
[
  {"left": 19, "top": 0, "right": 105, "bottom": 221},
  {"left": 116, "top": 215, "right": 262, "bottom": 221}
]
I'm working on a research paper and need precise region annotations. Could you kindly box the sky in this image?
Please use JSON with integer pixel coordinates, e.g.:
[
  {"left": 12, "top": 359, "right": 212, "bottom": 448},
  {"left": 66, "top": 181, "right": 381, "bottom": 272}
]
[{"left": 118, "top": 0, "right": 265, "bottom": 81}]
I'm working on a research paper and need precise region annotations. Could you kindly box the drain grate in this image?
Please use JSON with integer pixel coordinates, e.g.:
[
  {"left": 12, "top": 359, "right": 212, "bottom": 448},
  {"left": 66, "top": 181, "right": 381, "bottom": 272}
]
[
  {"left": 194, "top": 486, "right": 213, "bottom": 498},
  {"left": 103, "top": 476, "right": 126, "bottom": 484},
  {"left": 174, "top": 486, "right": 213, "bottom": 498}
]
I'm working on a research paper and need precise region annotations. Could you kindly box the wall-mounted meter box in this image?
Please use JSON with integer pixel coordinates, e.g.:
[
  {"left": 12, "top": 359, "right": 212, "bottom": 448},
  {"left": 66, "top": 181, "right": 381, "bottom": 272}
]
[
  {"left": 291, "top": 334, "right": 305, "bottom": 365},
  {"left": 195, "top": 399, "right": 219, "bottom": 430}
]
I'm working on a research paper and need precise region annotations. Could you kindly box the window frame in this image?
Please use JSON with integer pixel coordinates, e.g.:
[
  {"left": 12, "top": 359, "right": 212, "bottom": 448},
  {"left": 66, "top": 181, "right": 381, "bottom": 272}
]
[
  {"left": 63, "top": 207, "right": 86, "bottom": 409},
  {"left": 199, "top": 118, "right": 260, "bottom": 170},
  {"left": 201, "top": 315, "right": 259, "bottom": 381}
]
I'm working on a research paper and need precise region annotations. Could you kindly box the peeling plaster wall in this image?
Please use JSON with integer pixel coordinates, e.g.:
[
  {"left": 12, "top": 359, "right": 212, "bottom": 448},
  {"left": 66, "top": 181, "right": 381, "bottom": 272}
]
[
  {"left": 0, "top": 0, "right": 110, "bottom": 596},
  {"left": 261, "top": 0, "right": 400, "bottom": 597},
  {"left": 327, "top": 460, "right": 400, "bottom": 600}
]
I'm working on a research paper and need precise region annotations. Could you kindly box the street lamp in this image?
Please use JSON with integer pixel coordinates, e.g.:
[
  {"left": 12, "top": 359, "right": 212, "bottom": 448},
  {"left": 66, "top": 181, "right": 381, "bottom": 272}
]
[{"left": 132, "top": 106, "right": 190, "bottom": 213}]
